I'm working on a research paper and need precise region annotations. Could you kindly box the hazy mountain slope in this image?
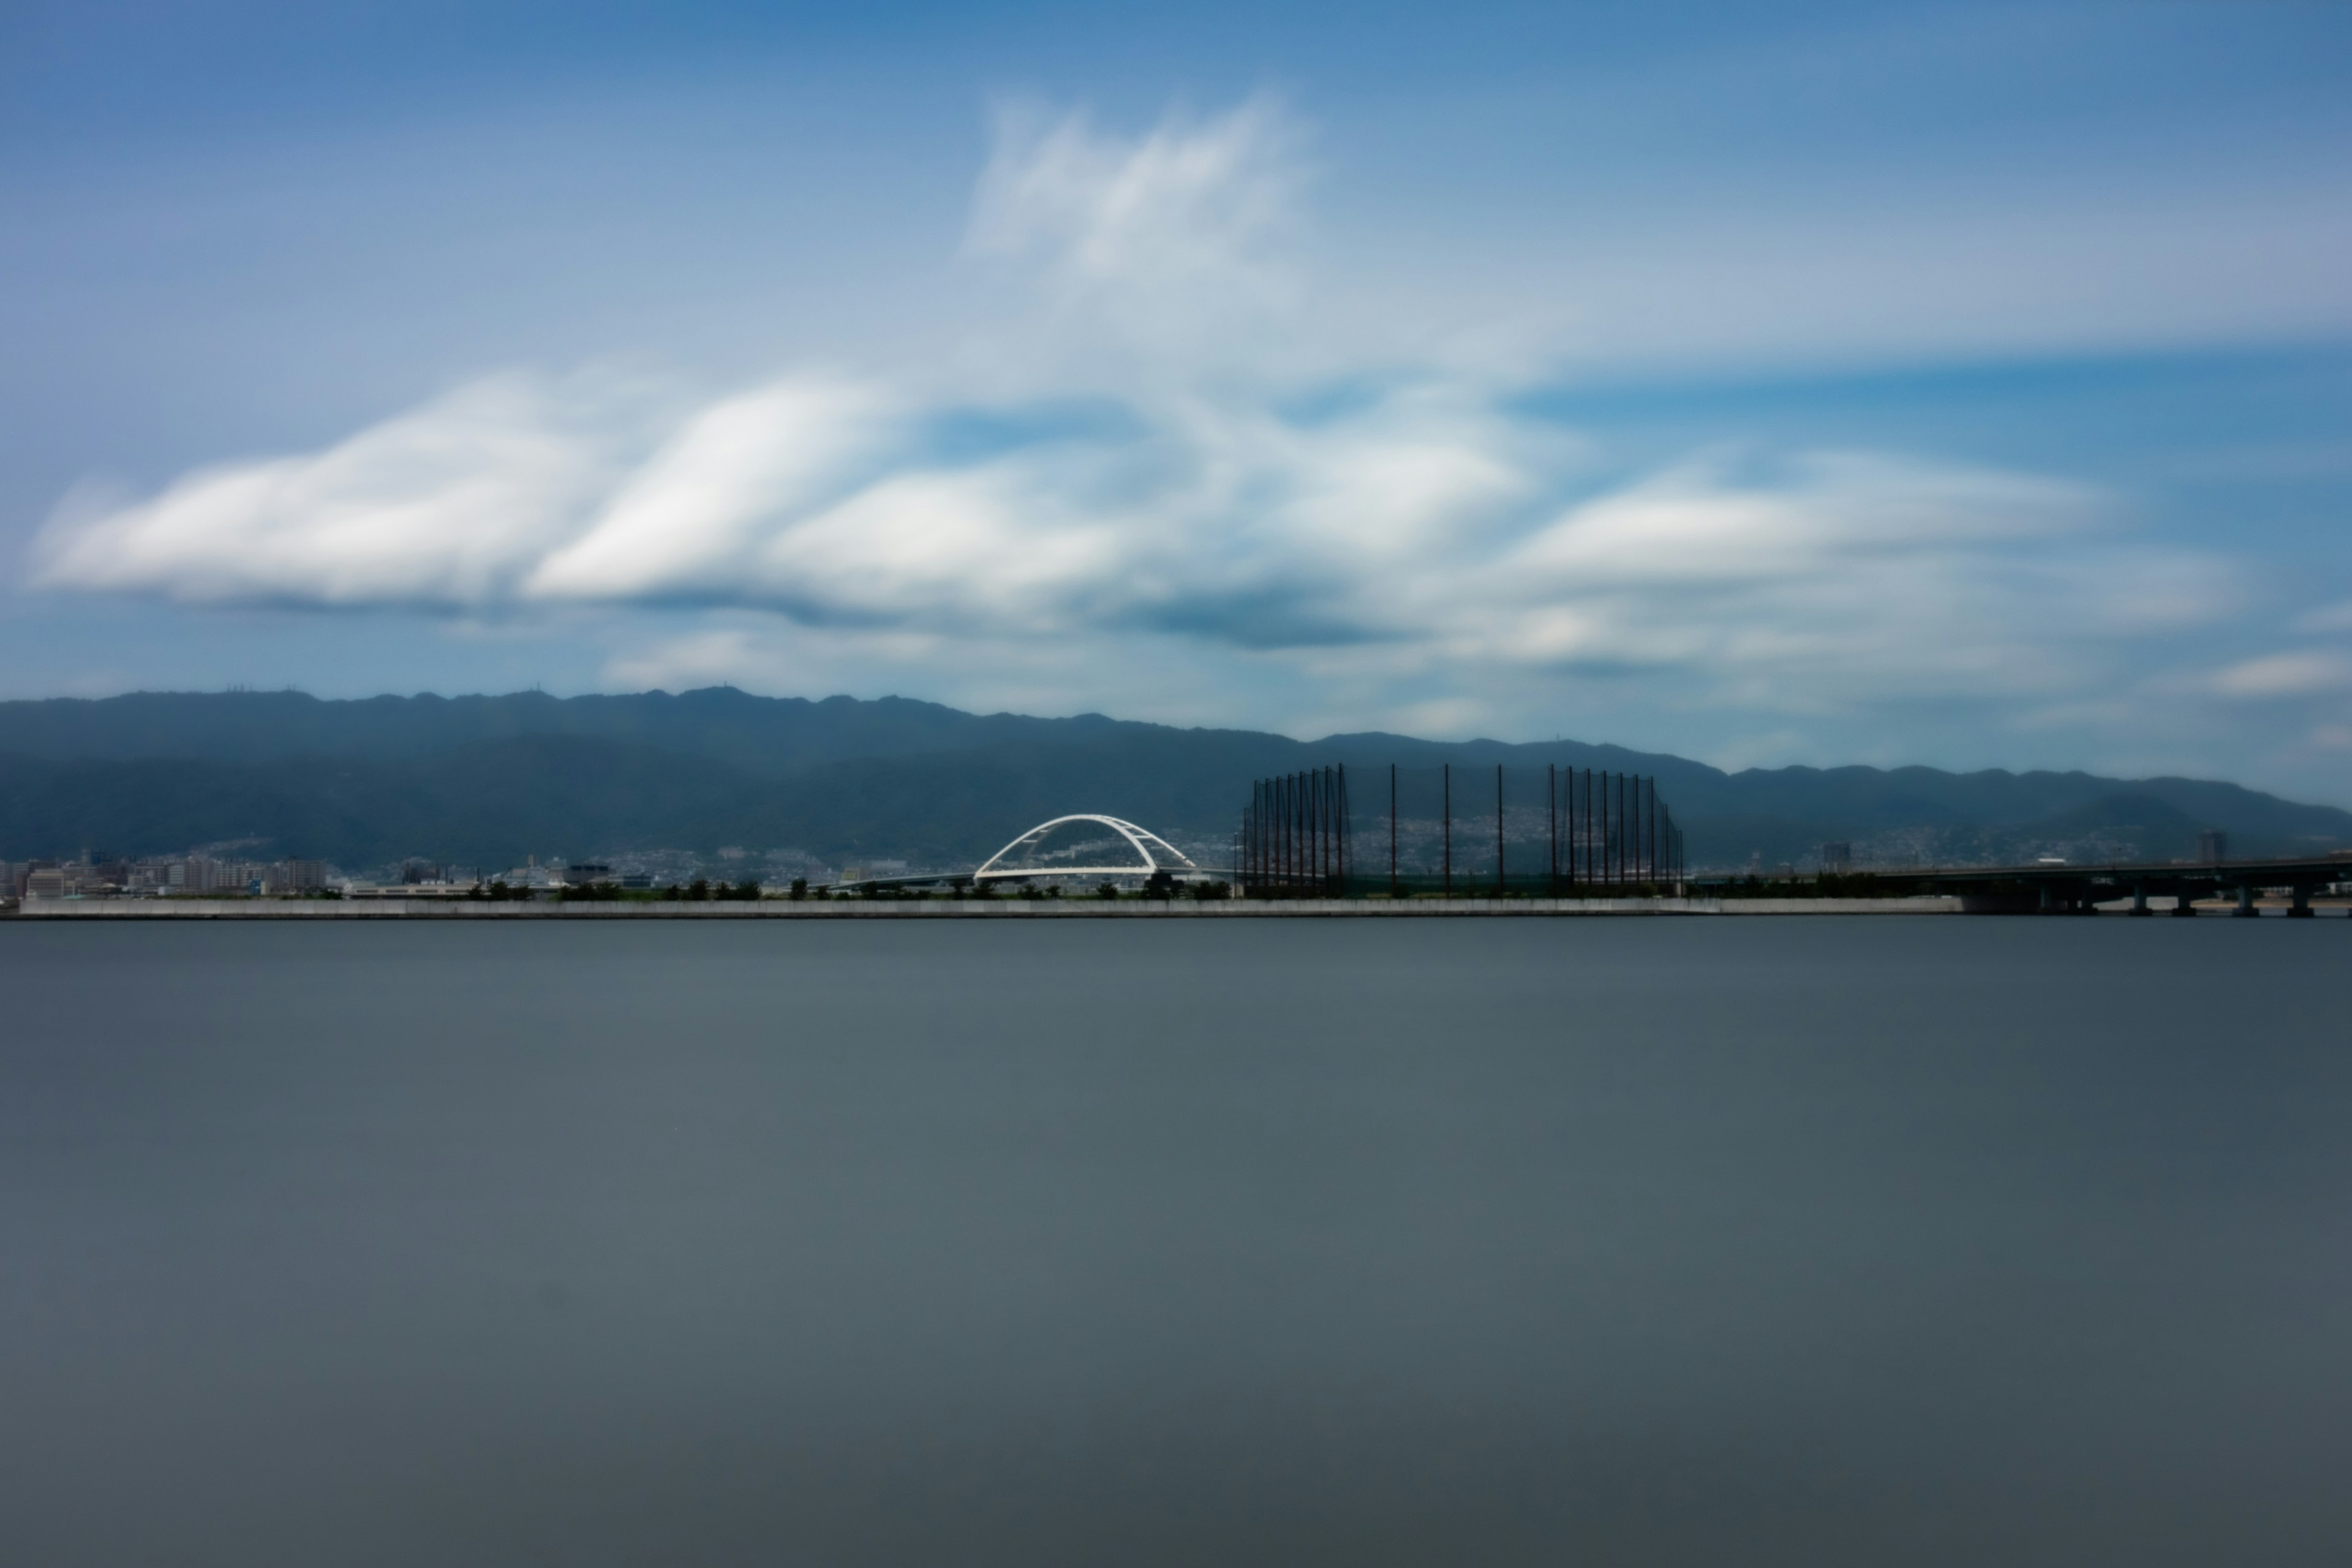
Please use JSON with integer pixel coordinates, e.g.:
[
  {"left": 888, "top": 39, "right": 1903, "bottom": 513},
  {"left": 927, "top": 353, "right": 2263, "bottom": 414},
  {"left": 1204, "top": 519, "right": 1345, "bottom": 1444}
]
[
  {"left": 1, "top": 690, "right": 2346, "bottom": 872},
  {"left": 0, "top": 738, "right": 761, "bottom": 869},
  {"left": 0, "top": 688, "right": 1139, "bottom": 774}
]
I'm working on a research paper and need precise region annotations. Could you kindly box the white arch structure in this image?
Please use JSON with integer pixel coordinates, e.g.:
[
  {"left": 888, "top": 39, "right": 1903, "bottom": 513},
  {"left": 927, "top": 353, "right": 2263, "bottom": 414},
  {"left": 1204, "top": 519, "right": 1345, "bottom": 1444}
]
[{"left": 971, "top": 815, "right": 1200, "bottom": 884}]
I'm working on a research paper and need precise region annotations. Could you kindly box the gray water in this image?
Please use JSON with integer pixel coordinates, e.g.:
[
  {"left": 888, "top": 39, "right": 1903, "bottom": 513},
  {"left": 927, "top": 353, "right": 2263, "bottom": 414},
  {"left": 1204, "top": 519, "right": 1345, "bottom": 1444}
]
[{"left": 2, "top": 918, "right": 2346, "bottom": 1565}]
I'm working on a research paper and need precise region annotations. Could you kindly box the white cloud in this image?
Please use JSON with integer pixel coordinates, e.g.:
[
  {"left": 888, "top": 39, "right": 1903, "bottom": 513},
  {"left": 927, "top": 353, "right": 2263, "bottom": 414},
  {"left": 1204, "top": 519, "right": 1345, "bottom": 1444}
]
[
  {"left": 2202, "top": 651, "right": 2352, "bottom": 699},
  {"left": 36, "top": 375, "right": 628, "bottom": 605},
  {"left": 529, "top": 376, "right": 898, "bottom": 602},
  {"left": 24, "top": 98, "right": 2283, "bottom": 747},
  {"left": 965, "top": 97, "right": 1305, "bottom": 348}
]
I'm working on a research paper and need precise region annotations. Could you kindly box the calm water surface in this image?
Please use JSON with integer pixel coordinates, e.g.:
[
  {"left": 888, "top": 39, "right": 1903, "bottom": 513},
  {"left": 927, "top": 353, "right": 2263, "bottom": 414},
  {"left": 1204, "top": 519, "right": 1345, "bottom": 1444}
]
[{"left": 2, "top": 918, "right": 2346, "bottom": 1565}]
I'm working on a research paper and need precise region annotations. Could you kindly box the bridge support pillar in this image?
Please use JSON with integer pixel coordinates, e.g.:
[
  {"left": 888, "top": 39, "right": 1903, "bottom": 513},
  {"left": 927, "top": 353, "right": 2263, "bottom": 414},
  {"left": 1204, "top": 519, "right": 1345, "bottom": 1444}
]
[
  {"left": 2288, "top": 884, "right": 2315, "bottom": 918},
  {"left": 2038, "top": 884, "right": 2054, "bottom": 914},
  {"left": 2234, "top": 884, "right": 2259, "bottom": 918},
  {"left": 2129, "top": 881, "right": 2151, "bottom": 917},
  {"left": 2171, "top": 888, "right": 2199, "bottom": 916}
]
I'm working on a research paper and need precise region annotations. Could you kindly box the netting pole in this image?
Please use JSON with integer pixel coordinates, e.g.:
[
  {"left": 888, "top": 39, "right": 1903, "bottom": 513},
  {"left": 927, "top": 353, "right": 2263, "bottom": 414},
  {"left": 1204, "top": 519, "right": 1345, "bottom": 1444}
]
[
  {"left": 1548, "top": 764, "right": 1558, "bottom": 897},
  {"left": 1325, "top": 765, "right": 1334, "bottom": 895},
  {"left": 1338, "top": 764, "right": 1350, "bottom": 894},
  {"left": 1495, "top": 763, "right": 1505, "bottom": 898},
  {"left": 1389, "top": 763, "right": 1398, "bottom": 896},
  {"left": 1319, "top": 766, "right": 1330, "bottom": 895},
  {"left": 1291, "top": 772, "right": 1301, "bottom": 892},
  {"left": 1618, "top": 772, "right": 1627, "bottom": 886},
  {"left": 1311, "top": 767, "right": 1321, "bottom": 895},
  {"left": 1442, "top": 764, "right": 1452, "bottom": 898},
  {"left": 1578, "top": 768, "right": 1588, "bottom": 890}
]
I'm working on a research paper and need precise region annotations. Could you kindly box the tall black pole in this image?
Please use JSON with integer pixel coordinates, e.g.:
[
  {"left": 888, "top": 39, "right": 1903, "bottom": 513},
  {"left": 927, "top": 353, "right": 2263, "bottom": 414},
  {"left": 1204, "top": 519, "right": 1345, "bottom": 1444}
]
[
  {"left": 1390, "top": 763, "right": 1398, "bottom": 896},
  {"left": 1321, "top": 766, "right": 1332, "bottom": 894},
  {"left": 1647, "top": 778, "right": 1656, "bottom": 883},
  {"left": 1548, "top": 764, "right": 1558, "bottom": 896},
  {"left": 1578, "top": 768, "right": 1588, "bottom": 889},
  {"left": 1442, "top": 764, "right": 1452, "bottom": 898}
]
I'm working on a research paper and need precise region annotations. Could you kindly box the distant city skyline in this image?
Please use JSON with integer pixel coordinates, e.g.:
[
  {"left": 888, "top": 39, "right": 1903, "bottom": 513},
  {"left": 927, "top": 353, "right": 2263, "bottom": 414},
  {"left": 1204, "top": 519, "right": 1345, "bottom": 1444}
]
[{"left": 4, "top": 2, "right": 2348, "bottom": 802}]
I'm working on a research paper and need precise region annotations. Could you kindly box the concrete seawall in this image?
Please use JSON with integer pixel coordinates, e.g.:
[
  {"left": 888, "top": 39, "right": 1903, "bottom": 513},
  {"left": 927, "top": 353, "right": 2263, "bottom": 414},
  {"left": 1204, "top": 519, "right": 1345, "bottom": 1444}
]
[{"left": 15, "top": 895, "right": 1967, "bottom": 919}]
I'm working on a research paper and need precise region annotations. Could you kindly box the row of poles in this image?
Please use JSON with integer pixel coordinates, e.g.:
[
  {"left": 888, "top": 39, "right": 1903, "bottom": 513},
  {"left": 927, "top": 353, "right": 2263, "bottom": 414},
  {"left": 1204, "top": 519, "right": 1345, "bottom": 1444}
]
[
  {"left": 1236, "top": 763, "right": 1684, "bottom": 896},
  {"left": 1240, "top": 767, "right": 1353, "bottom": 895},
  {"left": 1521, "top": 764, "right": 1682, "bottom": 892}
]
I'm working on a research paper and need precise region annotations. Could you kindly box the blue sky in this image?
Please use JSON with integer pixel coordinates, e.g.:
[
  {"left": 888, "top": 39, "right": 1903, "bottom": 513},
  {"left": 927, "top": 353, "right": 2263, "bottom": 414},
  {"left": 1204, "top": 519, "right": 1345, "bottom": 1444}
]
[{"left": 4, "top": 1, "right": 2350, "bottom": 798}]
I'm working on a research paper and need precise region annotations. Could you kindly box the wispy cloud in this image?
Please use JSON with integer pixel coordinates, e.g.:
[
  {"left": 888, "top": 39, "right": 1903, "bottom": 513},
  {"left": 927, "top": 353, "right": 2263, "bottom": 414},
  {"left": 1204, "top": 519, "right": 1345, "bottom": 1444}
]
[
  {"left": 28, "top": 99, "right": 2282, "bottom": 751},
  {"left": 2201, "top": 651, "right": 2352, "bottom": 699}
]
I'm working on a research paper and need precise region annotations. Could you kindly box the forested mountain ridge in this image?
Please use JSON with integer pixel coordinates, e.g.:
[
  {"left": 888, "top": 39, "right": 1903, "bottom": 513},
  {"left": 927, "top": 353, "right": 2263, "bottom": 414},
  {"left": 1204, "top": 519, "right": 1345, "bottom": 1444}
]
[{"left": 0, "top": 689, "right": 2345, "bottom": 872}]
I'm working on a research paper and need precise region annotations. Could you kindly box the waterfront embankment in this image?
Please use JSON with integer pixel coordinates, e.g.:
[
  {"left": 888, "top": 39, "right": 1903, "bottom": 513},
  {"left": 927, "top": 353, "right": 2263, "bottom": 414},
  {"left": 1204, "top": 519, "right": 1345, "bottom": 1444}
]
[{"left": 15, "top": 895, "right": 1966, "bottom": 918}]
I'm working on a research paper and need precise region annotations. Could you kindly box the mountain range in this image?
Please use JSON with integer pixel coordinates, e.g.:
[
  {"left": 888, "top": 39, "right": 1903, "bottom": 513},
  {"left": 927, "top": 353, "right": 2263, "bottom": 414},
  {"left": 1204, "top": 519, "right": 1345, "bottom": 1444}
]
[{"left": 1, "top": 688, "right": 2345, "bottom": 874}]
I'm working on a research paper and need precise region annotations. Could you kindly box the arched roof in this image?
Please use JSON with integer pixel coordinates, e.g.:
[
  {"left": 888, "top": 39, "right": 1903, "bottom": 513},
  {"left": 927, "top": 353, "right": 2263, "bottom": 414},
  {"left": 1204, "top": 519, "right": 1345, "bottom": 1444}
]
[{"left": 971, "top": 815, "right": 1200, "bottom": 881}]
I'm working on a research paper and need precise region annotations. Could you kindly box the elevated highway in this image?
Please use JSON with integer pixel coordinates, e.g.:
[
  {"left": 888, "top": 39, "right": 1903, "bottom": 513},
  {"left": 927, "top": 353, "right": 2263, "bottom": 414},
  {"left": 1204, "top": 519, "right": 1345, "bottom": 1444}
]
[{"left": 1860, "top": 852, "right": 2352, "bottom": 916}]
